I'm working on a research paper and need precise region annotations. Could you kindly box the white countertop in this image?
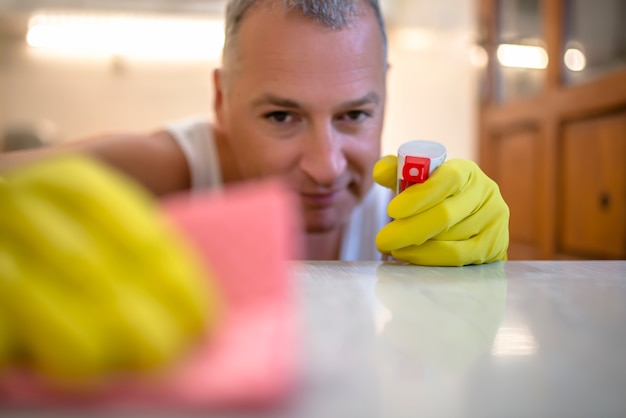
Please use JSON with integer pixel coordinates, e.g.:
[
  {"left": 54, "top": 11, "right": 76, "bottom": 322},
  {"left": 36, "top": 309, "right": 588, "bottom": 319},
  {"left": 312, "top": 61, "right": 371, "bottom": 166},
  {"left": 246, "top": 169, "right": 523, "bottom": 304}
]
[
  {"left": 284, "top": 260, "right": 626, "bottom": 418},
  {"left": 3, "top": 260, "right": 625, "bottom": 418}
]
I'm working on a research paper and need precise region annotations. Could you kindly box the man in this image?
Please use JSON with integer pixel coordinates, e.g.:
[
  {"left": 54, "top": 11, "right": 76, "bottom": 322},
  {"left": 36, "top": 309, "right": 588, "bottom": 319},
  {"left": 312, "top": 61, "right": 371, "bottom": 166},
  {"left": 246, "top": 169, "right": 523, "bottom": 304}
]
[{"left": 0, "top": 0, "right": 509, "bottom": 265}]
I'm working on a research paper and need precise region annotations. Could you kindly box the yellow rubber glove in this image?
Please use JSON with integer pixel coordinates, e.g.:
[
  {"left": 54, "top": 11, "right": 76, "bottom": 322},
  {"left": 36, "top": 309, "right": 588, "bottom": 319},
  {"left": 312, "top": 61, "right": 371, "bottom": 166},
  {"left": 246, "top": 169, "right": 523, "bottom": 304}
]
[
  {"left": 0, "top": 155, "right": 220, "bottom": 386},
  {"left": 373, "top": 156, "right": 509, "bottom": 266}
]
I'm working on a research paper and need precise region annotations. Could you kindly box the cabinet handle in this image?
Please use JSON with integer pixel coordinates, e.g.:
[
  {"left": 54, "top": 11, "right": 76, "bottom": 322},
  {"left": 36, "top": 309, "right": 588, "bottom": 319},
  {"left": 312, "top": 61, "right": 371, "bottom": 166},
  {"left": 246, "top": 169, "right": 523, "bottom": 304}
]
[{"left": 599, "top": 192, "right": 611, "bottom": 209}]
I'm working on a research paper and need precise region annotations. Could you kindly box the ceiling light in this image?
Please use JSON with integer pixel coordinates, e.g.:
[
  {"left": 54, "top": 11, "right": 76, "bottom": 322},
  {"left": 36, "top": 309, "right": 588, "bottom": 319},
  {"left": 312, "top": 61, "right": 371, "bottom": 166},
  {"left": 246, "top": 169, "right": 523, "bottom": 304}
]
[
  {"left": 496, "top": 43, "right": 548, "bottom": 70},
  {"left": 564, "top": 48, "right": 586, "bottom": 72},
  {"left": 27, "top": 12, "right": 224, "bottom": 61}
]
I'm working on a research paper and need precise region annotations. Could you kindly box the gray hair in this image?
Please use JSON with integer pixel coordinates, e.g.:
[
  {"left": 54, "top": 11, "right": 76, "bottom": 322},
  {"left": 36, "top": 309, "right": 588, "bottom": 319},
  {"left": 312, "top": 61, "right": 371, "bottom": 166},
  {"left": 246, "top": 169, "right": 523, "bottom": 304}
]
[{"left": 221, "top": 0, "right": 388, "bottom": 71}]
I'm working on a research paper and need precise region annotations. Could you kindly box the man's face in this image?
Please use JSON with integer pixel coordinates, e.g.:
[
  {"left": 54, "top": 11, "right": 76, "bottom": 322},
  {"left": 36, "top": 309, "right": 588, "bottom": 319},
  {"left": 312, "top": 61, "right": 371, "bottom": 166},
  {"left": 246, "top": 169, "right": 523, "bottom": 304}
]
[{"left": 215, "top": 4, "right": 387, "bottom": 233}]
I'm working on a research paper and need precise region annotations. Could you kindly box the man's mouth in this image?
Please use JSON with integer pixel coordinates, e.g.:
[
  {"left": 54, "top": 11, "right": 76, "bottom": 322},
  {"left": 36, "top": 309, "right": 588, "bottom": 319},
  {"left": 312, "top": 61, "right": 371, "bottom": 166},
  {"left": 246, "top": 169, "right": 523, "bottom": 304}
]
[{"left": 300, "top": 190, "right": 341, "bottom": 208}]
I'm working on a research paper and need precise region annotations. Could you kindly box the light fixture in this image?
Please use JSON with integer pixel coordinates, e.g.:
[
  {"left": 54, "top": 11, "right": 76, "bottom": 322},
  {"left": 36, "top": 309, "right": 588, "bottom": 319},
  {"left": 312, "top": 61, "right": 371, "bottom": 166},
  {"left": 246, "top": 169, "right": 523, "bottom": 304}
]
[
  {"left": 496, "top": 43, "right": 548, "bottom": 70},
  {"left": 27, "top": 11, "right": 225, "bottom": 61},
  {"left": 564, "top": 47, "right": 586, "bottom": 72}
]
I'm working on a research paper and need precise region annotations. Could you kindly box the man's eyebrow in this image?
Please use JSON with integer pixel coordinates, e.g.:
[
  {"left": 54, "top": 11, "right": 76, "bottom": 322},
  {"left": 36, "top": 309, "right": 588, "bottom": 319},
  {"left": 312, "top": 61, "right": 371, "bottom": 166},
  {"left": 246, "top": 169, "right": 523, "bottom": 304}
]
[
  {"left": 250, "top": 92, "right": 381, "bottom": 109},
  {"left": 251, "top": 94, "right": 301, "bottom": 109}
]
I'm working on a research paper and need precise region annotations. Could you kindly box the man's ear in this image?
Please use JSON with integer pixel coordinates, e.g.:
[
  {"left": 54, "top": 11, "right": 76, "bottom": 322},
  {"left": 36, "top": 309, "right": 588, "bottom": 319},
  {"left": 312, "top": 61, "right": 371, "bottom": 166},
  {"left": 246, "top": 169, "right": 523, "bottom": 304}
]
[{"left": 213, "top": 68, "right": 225, "bottom": 129}]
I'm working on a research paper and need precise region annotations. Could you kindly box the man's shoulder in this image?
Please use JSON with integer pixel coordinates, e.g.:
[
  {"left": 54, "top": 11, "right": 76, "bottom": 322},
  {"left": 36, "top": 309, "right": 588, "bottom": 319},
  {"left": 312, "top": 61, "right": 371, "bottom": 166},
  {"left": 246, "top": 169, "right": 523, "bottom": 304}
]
[{"left": 164, "top": 116, "right": 212, "bottom": 139}]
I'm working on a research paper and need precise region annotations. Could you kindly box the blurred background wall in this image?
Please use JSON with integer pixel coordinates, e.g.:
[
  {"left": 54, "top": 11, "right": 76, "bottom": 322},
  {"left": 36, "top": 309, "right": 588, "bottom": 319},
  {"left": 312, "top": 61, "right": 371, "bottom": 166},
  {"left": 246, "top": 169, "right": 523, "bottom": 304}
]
[{"left": 0, "top": 0, "right": 480, "bottom": 159}]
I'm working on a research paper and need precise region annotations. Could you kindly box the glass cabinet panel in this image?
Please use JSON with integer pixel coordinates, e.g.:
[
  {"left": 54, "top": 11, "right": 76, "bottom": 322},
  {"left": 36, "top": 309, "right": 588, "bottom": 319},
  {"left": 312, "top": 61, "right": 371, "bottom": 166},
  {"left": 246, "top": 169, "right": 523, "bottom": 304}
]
[
  {"left": 495, "top": 0, "right": 545, "bottom": 104},
  {"left": 563, "top": 0, "right": 626, "bottom": 85}
]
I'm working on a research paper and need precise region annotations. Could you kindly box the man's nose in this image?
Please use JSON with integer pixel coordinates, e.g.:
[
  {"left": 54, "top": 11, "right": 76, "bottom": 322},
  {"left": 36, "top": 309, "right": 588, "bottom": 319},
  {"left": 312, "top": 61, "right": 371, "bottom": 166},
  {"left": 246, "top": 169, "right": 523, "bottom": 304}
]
[{"left": 299, "top": 123, "right": 347, "bottom": 186}]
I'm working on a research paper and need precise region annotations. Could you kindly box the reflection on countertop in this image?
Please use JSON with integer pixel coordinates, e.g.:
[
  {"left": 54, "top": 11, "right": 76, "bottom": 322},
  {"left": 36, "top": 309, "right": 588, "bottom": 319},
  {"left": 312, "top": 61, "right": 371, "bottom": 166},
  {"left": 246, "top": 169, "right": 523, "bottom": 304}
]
[{"left": 292, "top": 260, "right": 626, "bottom": 418}]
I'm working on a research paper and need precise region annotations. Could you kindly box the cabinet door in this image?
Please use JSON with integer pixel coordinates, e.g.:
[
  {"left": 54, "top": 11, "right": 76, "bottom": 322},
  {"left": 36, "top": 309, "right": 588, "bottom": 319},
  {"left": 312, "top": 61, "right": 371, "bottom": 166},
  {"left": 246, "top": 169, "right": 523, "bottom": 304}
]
[
  {"left": 496, "top": 128, "right": 541, "bottom": 259},
  {"left": 559, "top": 111, "right": 626, "bottom": 259}
]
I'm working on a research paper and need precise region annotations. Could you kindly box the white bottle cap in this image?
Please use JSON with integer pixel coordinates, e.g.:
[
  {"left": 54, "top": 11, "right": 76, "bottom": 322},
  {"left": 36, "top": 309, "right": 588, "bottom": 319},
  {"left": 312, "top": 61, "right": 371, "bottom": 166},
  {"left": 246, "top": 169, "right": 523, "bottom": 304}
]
[{"left": 397, "top": 140, "right": 447, "bottom": 193}]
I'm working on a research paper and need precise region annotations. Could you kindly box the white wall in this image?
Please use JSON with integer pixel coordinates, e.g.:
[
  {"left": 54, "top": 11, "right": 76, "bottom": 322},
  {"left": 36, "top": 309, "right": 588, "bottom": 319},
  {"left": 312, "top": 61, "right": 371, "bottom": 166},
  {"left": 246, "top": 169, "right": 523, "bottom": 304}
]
[
  {"left": 381, "top": 0, "right": 479, "bottom": 160},
  {"left": 0, "top": 35, "right": 215, "bottom": 143},
  {"left": 382, "top": 28, "right": 479, "bottom": 160}
]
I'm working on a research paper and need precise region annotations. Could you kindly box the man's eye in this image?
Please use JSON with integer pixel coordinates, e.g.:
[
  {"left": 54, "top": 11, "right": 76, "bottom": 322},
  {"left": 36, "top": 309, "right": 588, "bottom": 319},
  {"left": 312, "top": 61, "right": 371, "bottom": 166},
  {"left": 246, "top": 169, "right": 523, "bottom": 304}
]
[
  {"left": 340, "top": 110, "right": 370, "bottom": 122},
  {"left": 264, "top": 111, "right": 292, "bottom": 123}
]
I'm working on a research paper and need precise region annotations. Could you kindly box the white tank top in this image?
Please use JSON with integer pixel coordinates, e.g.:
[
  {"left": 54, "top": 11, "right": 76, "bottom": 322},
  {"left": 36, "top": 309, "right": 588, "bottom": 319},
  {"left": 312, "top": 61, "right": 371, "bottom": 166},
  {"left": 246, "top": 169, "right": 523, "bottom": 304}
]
[{"left": 165, "top": 117, "right": 391, "bottom": 261}]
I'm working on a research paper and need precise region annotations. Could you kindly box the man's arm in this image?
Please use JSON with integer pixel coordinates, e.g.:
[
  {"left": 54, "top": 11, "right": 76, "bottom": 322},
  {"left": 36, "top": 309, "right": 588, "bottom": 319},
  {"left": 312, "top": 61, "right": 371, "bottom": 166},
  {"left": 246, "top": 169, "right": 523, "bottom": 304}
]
[{"left": 0, "top": 130, "right": 191, "bottom": 197}]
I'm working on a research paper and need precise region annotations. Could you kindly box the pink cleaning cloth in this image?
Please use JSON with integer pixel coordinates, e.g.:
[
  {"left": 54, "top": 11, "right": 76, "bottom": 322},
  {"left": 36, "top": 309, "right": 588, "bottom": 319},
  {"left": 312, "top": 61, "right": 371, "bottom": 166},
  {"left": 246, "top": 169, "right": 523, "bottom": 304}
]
[{"left": 0, "top": 179, "right": 302, "bottom": 412}]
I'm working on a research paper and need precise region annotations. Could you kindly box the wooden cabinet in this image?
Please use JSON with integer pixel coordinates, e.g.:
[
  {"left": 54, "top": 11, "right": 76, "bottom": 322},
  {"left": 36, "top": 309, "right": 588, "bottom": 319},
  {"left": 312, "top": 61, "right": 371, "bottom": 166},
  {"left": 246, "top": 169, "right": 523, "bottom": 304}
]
[
  {"left": 559, "top": 112, "right": 626, "bottom": 259},
  {"left": 477, "top": 0, "right": 626, "bottom": 260},
  {"left": 495, "top": 127, "right": 542, "bottom": 259}
]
